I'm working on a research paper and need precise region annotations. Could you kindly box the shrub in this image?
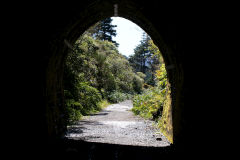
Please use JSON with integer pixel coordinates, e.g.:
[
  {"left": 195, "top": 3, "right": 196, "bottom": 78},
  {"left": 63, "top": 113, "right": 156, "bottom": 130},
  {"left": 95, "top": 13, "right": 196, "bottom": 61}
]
[
  {"left": 131, "top": 63, "right": 173, "bottom": 143},
  {"left": 132, "top": 85, "right": 166, "bottom": 121},
  {"left": 76, "top": 82, "right": 102, "bottom": 114},
  {"left": 65, "top": 82, "right": 102, "bottom": 124},
  {"left": 107, "top": 91, "right": 132, "bottom": 103},
  {"left": 65, "top": 99, "right": 83, "bottom": 124},
  {"left": 133, "top": 75, "right": 144, "bottom": 94}
]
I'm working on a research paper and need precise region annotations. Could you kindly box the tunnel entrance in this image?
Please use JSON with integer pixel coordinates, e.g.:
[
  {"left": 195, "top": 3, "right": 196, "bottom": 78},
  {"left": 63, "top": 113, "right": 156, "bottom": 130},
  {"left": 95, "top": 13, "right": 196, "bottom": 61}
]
[
  {"left": 63, "top": 17, "right": 173, "bottom": 147},
  {"left": 44, "top": 0, "right": 183, "bottom": 156}
]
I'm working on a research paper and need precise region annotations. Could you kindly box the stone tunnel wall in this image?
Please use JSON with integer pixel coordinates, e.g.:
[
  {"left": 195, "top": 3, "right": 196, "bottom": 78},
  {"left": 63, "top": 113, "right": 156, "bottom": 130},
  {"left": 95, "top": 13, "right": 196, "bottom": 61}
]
[
  {"left": 42, "top": 0, "right": 185, "bottom": 148},
  {"left": 4, "top": 0, "right": 232, "bottom": 157},
  {"left": 4, "top": 0, "right": 193, "bottom": 154}
]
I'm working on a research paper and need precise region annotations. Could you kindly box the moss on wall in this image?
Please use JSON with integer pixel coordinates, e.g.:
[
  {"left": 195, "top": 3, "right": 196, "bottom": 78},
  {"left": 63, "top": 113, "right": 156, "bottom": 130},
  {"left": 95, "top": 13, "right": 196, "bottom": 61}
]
[{"left": 158, "top": 82, "right": 173, "bottom": 143}]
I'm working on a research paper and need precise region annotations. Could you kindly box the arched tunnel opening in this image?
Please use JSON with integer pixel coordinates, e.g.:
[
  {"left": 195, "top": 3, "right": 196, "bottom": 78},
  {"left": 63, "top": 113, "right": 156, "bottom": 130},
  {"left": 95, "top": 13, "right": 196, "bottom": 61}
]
[
  {"left": 41, "top": 0, "right": 184, "bottom": 157},
  {"left": 63, "top": 16, "right": 173, "bottom": 147},
  {"left": 7, "top": 0, "right": 234, "bottom": 158}
]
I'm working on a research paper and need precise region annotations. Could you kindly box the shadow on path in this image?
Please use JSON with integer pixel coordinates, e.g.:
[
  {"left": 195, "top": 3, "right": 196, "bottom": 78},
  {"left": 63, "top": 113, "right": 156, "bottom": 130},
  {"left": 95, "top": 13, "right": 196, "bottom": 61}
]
[
  {"left": 49, "top": 139, "right": 175, "bottom": 159},
  {"left": 89, "top": 111, "right": 111, "bottom": 116}
]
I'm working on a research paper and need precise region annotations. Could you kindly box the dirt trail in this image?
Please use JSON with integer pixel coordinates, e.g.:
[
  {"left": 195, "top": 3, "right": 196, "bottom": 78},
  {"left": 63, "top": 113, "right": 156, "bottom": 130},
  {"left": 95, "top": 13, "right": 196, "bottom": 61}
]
[{"left": 66, "top": 100, "right": 170, "bottom": 147}]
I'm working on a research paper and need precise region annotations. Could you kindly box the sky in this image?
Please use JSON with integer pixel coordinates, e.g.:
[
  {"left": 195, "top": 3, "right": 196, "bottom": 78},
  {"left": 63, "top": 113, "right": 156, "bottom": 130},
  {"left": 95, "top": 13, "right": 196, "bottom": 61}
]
[{"left": 111, "top": 17, "right": 145, "bottom": 57}]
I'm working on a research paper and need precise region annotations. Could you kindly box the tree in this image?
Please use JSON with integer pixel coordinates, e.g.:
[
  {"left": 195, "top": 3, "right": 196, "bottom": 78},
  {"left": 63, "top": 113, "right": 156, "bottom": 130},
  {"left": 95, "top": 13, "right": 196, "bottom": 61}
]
[
  {"left": 147, "top": 40, "right": 162, "bottom": 85},
  {"left": 129, "top": 33, "right": 151, "bottom": 72},
  {"left": 90, "top": 18, "right": 119, "bottom": 47},
  {"left": 129, "top": 33, "right": 165, "bottom": 86},
  {"left": 63, "top": 23, "right": 147, "bottom": 123},
  {"left": 129, "top": 33, "right": 157, "bottom": 84},
  {"left": 64, "top": 34, "right": 144, "bottom": 121}
]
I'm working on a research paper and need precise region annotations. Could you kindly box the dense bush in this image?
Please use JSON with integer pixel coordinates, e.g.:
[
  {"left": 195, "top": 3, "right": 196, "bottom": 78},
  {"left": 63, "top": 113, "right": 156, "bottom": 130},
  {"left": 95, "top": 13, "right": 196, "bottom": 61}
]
[
  {"left": 131, "top": 40, "right": 173, "bottom": 143},
  {"left": 77, "top": 82, "right": 102, "bottom": 112},
  {"left": 64, "top": 33, "right": 143, "bottom": 124},
  {"left": 132, "top": 53, "right": 167, "bottom": 121},
  {"left": 66, "top": 34, "right": 144, "bottom": 95},
  {"left": 64, "top": 82, "right": 102, "bottom": 124},
  {"left": 107, "top": 91, "right": 133, "bottom": 103},
  {"left": 66, "top": 100, "right": 83, "bottom": 124},
  {"left": 132, "top": 86, "right": 165, "bottom": 120}
]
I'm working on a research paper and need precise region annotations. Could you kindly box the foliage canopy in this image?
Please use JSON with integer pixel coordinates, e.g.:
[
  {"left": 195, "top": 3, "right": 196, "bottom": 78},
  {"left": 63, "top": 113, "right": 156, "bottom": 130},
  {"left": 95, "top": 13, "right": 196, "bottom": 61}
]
[{"left": 64, "top": 29, "right": 144, "bottom": 124}]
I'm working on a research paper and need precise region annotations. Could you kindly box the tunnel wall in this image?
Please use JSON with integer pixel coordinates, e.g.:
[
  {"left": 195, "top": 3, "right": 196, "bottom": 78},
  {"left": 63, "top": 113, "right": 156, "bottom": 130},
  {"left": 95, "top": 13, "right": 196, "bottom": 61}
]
[
  {"left": 42, "top": 0, "right": 185, "bottom": 149},
  {"left": 3, "top": 0, "right": 203, "bottom": 155}
]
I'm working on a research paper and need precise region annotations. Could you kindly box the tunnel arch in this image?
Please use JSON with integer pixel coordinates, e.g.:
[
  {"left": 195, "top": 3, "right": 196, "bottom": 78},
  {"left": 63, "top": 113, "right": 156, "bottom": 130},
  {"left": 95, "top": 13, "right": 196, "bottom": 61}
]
[{"left": 45, "top": 0, "right": 183, "bottom": 151}]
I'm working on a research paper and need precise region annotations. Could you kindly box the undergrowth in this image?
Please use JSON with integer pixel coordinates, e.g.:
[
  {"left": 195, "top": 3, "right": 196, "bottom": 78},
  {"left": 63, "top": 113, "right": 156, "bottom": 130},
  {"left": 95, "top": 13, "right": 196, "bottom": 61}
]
[{"left": 132, "top": 64, "right": 173, "bottom": 143}]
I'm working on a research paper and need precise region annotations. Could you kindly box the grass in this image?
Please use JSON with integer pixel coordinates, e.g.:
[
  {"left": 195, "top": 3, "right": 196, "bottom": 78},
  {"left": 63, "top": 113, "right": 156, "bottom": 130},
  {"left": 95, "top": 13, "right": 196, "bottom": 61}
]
[{"left": 98, "top": 100, "right": 111, "bottom": 110}]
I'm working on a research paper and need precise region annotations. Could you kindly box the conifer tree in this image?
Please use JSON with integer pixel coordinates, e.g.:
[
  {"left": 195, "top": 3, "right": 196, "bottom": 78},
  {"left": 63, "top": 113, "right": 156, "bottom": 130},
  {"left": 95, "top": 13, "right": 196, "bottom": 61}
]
[
  {"left": 129, "top": 33, "right": 151, "bottom": 74},
  {"left": 90, "top": 18, "right": 119, "bottom": 47},
  {"left": 129, "top": 33, "right": 160, "bottom": 85}
]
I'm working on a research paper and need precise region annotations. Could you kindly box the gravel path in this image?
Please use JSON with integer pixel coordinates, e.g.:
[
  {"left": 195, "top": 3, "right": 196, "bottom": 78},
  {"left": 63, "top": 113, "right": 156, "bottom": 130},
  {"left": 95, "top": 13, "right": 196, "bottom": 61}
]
[{"left": 66, "top": 100, "right": 170, "bottom": 147}]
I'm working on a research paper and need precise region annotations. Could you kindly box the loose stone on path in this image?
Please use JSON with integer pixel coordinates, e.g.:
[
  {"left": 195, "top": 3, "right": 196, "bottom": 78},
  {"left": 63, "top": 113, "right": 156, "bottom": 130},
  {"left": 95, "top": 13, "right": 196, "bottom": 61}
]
[{"left": 66, "top": 100, "right": 170, "bottom": 147}]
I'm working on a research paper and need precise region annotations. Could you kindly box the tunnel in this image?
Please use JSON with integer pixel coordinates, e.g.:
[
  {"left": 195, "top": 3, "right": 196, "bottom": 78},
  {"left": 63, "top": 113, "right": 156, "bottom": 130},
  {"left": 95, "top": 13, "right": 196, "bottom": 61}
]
[
  {"left": 3, "top": 0, "right": 206, "bottom": 158},
  {"left": 43, "top": 0, "right": 183, "bottom": 154}
]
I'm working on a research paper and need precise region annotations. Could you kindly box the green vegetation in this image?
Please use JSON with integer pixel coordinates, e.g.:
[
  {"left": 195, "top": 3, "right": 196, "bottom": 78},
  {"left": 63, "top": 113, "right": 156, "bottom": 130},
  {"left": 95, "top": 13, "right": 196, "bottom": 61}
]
[
  {"left": 107, "top": 91, "right": 133, "bottom": 103},
  {"left": 88, "top": 17, "right": 119, "bottom": 47},
  {"left": 98, "top": 100, "right": 111, "bottom": 109},
  {"left": 64, "top": 18, "right": 144, "bottom": 124},
  {"left": 131, "top": 40, "right": 173, "bottom": 143},
  {"left": 64, "top": 82, "right": 102, "bottom": 124},
  {"left": 64, "top": 17, "right": 172, "bottom": 143},
  {"left": 129, "top": 33, "right": 160, "bottom": 86}
]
